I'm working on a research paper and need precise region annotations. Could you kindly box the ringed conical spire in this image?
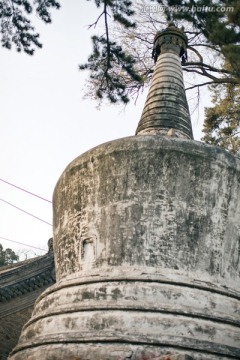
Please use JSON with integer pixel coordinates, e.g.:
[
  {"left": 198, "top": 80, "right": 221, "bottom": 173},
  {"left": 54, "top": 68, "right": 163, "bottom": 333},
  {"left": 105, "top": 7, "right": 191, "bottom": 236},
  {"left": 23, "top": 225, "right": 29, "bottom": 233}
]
[{"left": 136, "top": 23, "right": 193, "bottom": 139}]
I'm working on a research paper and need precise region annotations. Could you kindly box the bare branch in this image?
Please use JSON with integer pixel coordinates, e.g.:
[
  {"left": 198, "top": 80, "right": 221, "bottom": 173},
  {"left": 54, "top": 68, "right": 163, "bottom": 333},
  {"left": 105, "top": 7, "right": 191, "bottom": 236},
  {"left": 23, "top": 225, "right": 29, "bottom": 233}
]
[
  {"left": 88, "top": 11, "right": 105, "bottom": 29},
  {"left": 185, "top": 31, "right": 201, "bottom": 35},
  {"left": 184, "top": 61, "right": 233, "bottom": 76},
  {"left": 185, "top": 81, "right": 215, "bottom": 91},
  {"left": 192, "top": 43, "right": 222, "bottom": 53}
]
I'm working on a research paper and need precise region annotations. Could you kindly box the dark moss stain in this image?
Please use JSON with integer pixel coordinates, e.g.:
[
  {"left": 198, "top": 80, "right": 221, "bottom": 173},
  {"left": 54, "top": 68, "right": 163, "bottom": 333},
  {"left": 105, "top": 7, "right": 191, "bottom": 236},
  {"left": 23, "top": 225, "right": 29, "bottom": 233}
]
[
  {"left": 111, "top": 287, "right": 122, "bottom": 300},
  {"left": 25, "top": 329, "right": 35, "bottom": 340},
  {"left": 81, "top": 291, "right": 95, "bottom": 301},
  {"left": 95, "top": 287, "right": 107, "bottom": 300},
  {"left": 64, "top": 317, "right": 77, "bottom": 330}
]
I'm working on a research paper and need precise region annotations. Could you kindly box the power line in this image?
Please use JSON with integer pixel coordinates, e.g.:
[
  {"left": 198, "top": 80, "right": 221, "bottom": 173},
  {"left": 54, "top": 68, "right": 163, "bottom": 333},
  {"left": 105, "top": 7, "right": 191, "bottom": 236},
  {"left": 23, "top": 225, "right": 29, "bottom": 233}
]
[
  {"left": 0, "top": 198, "right": 52, "bottom": 226},
  {"left": 0, "top": 178, "right": 52, "bottom": 203},
  {"left": 0, "top": 236, "right": 48, "bottom": 252}
]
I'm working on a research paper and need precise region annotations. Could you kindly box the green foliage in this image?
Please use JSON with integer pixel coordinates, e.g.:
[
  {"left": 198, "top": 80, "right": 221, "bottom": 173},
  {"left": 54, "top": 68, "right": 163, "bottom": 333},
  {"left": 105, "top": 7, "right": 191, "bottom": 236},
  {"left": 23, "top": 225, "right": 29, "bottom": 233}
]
[
  {"left": 79, "top": 0, "right": 240, "bottom": 104},
  {"left": 158, "top": 0, "right": 240, "bottom": 64},
  {"left": 80, "top": 35, "right": 142, "bottom": 103},
  {"left": 202, "top": 83, "right": 240, "bottom": 154},
  {"left": 0, "top": 0, "right": 60, "bottom": 55},
  {"left": 163, "top": 0, "right": 240, "bottom": 74},
  {"left": 1, "top": 0, "right": 240, "bottom": 152},
  {"left": 80, "top": 0, "right": 240, "bottom": 153},
  {"left": 0, "top": 243, "right": 19, "bottom": 267},
  {"left": 79, "top": 0, "right": 141, "bottom": 103},
  {"left": 222, "top": 44, "right": 240, "bottom": 77}
]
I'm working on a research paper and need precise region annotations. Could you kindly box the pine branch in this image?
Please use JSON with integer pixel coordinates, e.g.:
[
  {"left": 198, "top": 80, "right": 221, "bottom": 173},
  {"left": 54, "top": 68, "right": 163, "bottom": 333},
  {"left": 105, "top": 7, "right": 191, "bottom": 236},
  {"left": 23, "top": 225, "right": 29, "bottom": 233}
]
[
  {"left": 104, "top": 1, "right": 111, "bottom": 71},
  {"left": 0, "top": 0, "right": 60, "bottom": 54}
]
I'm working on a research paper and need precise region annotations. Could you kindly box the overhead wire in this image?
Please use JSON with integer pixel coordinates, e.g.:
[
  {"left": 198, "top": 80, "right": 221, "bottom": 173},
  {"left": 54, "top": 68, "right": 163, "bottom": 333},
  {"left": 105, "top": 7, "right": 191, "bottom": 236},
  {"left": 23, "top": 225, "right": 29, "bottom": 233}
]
[
  {"left": 0, "top": 178, "right": 52, "bottom": 203},
  {"left": 0, "top": 236, "right": 48, "bottom": 252},
  {"left": 0, "top": 198, "right": 52, "bottom": 226},
  {"left": 0, "top": 180, "right": 52, "bottom": 252}
]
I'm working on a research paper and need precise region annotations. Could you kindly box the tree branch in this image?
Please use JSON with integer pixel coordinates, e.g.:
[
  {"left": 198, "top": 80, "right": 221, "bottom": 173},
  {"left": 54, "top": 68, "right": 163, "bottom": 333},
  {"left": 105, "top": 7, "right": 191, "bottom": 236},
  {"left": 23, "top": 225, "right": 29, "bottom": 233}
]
[
  {"left": 185, "top": 81, "right": 216, "bottom": 91},
  {"left": 104, "top": 1, "right": 111, "bottom": 70},
  {"left": 88, "top": 11, "right": 105, "bottom": 29},
  {"left": 184, "top": 61, "right": 233, "bottom": 76},
  {"left": 192, "top": 43, "right": 222, "bottom": 53}
]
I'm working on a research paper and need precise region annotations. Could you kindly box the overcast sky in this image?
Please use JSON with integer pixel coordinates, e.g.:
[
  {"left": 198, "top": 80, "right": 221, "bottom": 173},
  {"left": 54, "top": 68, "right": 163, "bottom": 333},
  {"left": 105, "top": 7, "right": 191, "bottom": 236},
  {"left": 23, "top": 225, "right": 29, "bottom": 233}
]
[{"left": 0, "top": 1, "right": 207, "bottom": 259}]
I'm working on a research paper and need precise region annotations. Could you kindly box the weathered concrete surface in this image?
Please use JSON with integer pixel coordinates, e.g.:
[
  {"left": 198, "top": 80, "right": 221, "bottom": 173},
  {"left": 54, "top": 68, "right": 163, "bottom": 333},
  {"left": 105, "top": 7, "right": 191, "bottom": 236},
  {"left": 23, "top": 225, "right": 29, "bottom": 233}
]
[
  {"left": 9, "top": 344, "right": 196, "bottom": 360},
  {"left": 151, "top": 356, "right": 193, "bottom": 360},
  {"left": 136, "top": 24, "right": 193, "bottom": 139},
  {"left": 53, "top": 136, "right": 240, "bottom": 286},
  {"left": 9, "top": 136, "right": 240, "bottom": 359}
]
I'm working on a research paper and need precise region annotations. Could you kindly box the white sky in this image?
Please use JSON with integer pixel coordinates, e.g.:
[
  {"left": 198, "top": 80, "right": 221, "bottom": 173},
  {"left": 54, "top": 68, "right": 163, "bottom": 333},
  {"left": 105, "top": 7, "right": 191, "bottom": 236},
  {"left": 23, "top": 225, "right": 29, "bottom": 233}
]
[{"left": 0, "top": 1, "right": 208, "bottom": 259}]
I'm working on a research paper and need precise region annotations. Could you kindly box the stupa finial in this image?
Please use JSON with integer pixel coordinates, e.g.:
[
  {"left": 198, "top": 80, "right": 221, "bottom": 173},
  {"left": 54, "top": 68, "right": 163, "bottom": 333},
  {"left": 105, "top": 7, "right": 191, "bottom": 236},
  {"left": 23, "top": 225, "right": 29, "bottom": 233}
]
[{"left": 136, "top": 24, "right": 193, "bottom": 139}]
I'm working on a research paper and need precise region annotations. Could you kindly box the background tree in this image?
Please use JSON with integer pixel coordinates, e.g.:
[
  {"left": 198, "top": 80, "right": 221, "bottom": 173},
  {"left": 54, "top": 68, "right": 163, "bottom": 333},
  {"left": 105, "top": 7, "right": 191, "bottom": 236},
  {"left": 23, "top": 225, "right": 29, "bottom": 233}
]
[
  {"left": 81, "top": 0, "right": 240, "bottom": 153},
  {"left": 202, "top": 82, "right": 240, "bottom": 154},
  {"left": 0, "top": 0, "right": 60, "bottom": 55},
  {"left": 1, "top": 0, "right": 239, "bottom": 92},
  {"left": 79, "top": 0, "right": 240, "bottom": 101},
  {"left": 1, "top": 0, "right": 240, "bottom": 152},
  {"left": 16, "top": 247, "right": 44, "bottom": 261},
  {"left": 0, "top": 243, "right": 19, "bottom": 266}
]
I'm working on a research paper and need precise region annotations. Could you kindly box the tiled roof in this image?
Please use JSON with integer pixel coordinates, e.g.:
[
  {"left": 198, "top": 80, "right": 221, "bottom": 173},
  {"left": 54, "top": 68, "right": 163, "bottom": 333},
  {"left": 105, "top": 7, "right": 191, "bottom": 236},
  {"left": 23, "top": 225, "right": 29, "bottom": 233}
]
[{"left": 0, "top": 252, "right": 55, "bottom": 304}]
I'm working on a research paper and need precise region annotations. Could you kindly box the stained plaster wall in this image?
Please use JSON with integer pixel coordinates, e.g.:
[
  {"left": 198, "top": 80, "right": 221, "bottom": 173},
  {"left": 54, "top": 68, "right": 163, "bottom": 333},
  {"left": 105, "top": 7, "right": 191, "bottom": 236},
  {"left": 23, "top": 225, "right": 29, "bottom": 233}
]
[{"left": 9, "top": 136, "right": 240, "bottom": 359}]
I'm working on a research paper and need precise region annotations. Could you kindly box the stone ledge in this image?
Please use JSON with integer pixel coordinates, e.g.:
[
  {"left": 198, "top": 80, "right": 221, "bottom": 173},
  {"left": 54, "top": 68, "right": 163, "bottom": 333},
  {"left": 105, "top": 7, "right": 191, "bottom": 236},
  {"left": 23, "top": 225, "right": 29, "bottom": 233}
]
[{"left": 152, "top": 355, "right": 193, "bottom": 360}]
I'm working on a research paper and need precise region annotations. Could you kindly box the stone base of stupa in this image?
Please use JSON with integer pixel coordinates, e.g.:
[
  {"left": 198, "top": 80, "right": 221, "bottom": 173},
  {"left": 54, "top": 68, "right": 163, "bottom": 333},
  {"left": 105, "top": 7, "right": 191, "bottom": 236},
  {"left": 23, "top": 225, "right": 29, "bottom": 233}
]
[{"left": 9, "top": 137, "right": 240, "bottom": 360}]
